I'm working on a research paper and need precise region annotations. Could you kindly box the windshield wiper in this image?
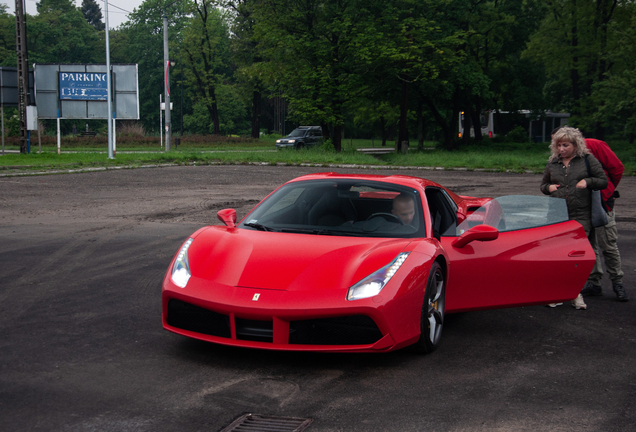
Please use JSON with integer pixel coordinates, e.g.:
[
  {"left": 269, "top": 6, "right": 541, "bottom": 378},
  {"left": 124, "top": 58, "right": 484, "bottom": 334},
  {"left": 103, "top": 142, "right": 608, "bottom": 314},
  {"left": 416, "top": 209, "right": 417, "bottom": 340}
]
[{"left": 244, "top": 222, "right": 275, "bottom": 231}]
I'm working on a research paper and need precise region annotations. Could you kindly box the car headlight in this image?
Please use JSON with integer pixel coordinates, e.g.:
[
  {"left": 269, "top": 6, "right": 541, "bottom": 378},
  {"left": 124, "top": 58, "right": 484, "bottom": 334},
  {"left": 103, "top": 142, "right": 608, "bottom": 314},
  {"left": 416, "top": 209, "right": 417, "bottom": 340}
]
[
  {"left": 288, "top": 139, "right": 295, "bottom": 143},
  {"left": 276, "top": 139, "right": 281, "bottom": 143},
  {"left": 171, "top": 238, "right": 193, "bottom": 288},
  {"left": 347, "top": 252, "right": 410, "bottom": 300}
]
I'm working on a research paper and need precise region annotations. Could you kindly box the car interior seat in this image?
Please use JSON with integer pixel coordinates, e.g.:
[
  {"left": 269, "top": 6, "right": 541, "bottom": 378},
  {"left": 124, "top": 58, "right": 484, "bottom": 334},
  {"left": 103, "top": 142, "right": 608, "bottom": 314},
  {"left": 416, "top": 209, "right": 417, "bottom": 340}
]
[
  {"left": 426, "top": 189, "right": 458, "bottom": 239},
  {"left": 308, "top": 188, "right": 357, "bottom": 226}
]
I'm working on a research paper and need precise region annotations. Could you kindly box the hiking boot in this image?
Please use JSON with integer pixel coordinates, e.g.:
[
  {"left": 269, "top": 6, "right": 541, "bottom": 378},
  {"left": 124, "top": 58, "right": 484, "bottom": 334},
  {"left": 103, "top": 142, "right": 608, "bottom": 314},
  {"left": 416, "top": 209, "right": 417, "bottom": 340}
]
[
  {"left": 581, "top": 282, "right": 602, "bottom": 297},
  {"left": 571, "top": 294, "right": 587, "bottom": 310},
  {"left": 613, "top": 283, "right": 629, "bottom": 302},
  {"left": 546, "top": 303, "right": 563, "bottom": 308}
]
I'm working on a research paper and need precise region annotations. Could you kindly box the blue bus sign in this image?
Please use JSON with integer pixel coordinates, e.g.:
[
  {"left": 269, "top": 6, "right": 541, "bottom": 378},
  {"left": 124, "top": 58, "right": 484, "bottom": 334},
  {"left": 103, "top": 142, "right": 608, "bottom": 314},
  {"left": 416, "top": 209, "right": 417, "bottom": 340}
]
[{"left": 59, "top": 72, "right": 108, "bottom": 101}]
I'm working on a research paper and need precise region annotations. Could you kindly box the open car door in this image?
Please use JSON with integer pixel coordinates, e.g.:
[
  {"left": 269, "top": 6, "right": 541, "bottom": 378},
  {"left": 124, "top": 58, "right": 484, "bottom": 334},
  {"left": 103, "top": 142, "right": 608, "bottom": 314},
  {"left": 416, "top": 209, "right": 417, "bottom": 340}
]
[{"left": 440, "top": 196, "right": 596, "bottom": 313}]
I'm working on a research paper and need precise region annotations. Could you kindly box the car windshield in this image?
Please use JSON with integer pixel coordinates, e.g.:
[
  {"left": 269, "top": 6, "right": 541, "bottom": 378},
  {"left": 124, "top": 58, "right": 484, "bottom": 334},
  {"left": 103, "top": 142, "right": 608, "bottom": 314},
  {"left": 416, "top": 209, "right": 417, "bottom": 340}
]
[
  {"left": 287, "top": 129, "right": 308, "bottom": 137},
  {"left": 455, "top": 195, "right": 569, "bottom": 235},
  {"left": 240, "top": 180, "right": 425, "bottom": 238}
]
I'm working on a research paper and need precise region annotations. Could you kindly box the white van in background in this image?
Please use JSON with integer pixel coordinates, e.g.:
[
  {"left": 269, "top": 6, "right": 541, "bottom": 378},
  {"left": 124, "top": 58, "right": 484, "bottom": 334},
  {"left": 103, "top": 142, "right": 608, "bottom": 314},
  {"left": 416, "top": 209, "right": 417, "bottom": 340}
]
[{"left": 459, "top": 110, "right": 570, "bottom": 142}]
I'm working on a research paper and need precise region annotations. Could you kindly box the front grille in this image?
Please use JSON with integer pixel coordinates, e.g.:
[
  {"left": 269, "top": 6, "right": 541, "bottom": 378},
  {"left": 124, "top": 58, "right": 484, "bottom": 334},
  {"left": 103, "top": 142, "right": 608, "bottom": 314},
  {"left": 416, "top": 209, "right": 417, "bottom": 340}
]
[
  {"left": 167, "top": 299, "right": 231, "bottom": 338},
  {"left": 289, "top": 315, "right": 382, "bottom": 345},
  {"left": 235, "top": 318, "right": 273, "bottom": 343}
]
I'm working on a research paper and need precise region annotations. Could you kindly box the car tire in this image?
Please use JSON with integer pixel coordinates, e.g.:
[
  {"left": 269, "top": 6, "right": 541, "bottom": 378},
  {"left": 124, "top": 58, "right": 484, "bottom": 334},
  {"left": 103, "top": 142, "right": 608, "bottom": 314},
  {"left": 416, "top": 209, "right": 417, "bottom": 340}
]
[
  {"left": 411, "top": 260, "right": 445, "bottom": 353},
  {"left": 296, "top": 142, "right": 305, "bottom": 149}
]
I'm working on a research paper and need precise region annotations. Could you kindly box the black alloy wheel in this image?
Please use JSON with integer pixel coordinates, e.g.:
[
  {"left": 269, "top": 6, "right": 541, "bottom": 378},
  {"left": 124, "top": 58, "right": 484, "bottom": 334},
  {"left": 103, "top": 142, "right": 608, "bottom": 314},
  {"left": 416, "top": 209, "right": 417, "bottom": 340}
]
[{"left": 412, "top": 260, "right": 445, "bottom": 353}]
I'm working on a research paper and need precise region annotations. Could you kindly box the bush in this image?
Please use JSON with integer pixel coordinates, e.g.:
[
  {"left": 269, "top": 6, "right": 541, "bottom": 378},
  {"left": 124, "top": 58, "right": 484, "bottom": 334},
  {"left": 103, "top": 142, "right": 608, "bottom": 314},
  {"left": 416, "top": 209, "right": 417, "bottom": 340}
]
[
  {"left": 118, "top": 121, "right": 146, "bottom": 137},
  {"left": 6, "top": 113, "right": 19, "bottom": 136},
  {"left": 505, "top": 126, "right": 528, "bottom": 143},
  {"left": 319, "top": 139, "right": 335, "bottom": 153}
]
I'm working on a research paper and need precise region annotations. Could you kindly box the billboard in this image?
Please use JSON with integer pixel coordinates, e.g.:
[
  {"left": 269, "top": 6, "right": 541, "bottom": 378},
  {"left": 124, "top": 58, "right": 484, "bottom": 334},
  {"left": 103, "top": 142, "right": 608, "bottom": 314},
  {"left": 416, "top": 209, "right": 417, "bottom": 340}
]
[
  {"left": 0, "top": 67, "right": 35, "bottom": 107},
  {"left": 59, "top": 72, "right": 108, "bottom": 101},
  {"left": 34, "top": 64, "right": 139, "bottom": 120}
]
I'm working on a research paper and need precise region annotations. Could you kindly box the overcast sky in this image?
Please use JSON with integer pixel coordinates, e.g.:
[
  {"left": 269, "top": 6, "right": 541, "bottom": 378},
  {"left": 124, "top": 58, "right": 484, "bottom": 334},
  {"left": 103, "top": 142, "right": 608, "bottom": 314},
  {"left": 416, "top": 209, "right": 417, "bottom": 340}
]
[{"left": 3, "top": 0, "right": 145, "bottom": 29}]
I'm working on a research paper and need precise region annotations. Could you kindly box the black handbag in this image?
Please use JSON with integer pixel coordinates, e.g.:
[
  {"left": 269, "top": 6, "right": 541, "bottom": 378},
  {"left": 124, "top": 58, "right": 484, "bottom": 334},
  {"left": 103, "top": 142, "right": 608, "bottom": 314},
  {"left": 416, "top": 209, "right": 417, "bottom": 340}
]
[{"left": 584, "top": 155, "right": 609, "bottom": 227}]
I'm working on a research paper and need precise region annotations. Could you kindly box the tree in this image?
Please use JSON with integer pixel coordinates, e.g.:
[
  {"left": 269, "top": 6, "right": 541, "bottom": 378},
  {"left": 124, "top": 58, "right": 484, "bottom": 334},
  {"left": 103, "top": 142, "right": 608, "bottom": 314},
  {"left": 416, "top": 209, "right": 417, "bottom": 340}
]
[
  {"left": 412, "top": 0, "right": 547, "bottom": 149},
  {"left": 184, "top": 83, "right": 249, "bottom": 134},
  {"left": 0, "top": 4, "right": 16, "bottom": 67},
  {"left": 29, "top": 0, "right": 102, "bottom": 64},
  {"left": 362, "top": 0, "right": 465, "bottom": 150},
  {"left": 524, "top": 0, "right": 629, "bottom": 138},
  {"left": 180, "top": 0, "right": 232, "bottom": 135},
  {"left": 116, "top": 0, "right": 189, "bottom": 132},
  {"left": 36, "top": 0, "right": 76, "bottom": 14},
  {"left": 594, "top": 3, "right": 636, "bottom": 141},
  {"left": 351, "top": 100, "right": 400, "bottom": 147},
  {"left": 225, "top": 0, "right": 263, "bottom": 138},
  {"left": 81, "top": 0, "right": 105, "bottom": 31},
  {"left": 253, "top": 0, "right": 382, "bottom": 151}
]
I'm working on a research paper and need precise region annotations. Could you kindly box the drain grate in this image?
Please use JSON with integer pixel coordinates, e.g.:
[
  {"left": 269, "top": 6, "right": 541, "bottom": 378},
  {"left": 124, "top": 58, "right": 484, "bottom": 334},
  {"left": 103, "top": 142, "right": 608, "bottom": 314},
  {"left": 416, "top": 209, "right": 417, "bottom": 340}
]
[{"left": 220, "top": 413, "right": 313, "bottom": 432}]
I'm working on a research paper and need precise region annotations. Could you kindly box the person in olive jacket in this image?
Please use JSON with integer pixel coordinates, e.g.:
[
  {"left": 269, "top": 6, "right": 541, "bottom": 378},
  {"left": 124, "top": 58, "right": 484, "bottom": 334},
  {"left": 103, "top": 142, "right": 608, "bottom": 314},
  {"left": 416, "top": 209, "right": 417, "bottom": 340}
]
[{"left": 540, "top": 126, "right": 608, "bottom": 309}]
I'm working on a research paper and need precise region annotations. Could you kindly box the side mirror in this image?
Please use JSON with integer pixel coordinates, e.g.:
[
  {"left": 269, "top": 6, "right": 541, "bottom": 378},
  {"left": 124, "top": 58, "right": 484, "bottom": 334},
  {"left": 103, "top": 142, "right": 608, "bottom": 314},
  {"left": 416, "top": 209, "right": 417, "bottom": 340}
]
[
  {"left": 217, "top": 208, "right": 237, "bottom": 228},
  {"left": 452, "top": 224, "right": 499, "bottom": 248}
]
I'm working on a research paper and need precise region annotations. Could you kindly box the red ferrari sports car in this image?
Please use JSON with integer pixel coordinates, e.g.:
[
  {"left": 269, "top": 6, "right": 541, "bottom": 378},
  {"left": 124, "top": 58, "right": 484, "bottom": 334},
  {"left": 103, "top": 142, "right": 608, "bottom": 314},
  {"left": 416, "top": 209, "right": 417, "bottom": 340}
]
[{"left": 162, "top": 173, "right": 595, "bottom": 353}]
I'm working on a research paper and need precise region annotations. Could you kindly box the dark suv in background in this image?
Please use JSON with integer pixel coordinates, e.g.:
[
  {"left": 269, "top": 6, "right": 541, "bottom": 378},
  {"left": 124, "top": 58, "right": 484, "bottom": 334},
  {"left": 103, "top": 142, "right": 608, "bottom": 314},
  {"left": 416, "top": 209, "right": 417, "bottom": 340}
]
[{"left": 275, "top": 126, "right": 324, "bottom": 149}]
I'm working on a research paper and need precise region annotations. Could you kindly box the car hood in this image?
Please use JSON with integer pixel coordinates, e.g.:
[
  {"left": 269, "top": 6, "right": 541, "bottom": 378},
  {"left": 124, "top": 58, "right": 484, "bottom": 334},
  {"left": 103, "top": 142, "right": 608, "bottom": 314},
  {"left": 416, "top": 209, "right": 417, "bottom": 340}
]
[{"left": 187, "top": 226, "right": 413, "bottom": 291}]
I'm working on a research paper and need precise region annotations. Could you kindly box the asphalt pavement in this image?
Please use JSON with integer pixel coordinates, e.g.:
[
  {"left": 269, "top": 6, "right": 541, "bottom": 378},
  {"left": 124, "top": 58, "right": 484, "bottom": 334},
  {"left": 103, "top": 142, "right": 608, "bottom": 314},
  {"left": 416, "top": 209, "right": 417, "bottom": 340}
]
[{"left": 1, "top": 165, "right": 634, "bottom": 431}]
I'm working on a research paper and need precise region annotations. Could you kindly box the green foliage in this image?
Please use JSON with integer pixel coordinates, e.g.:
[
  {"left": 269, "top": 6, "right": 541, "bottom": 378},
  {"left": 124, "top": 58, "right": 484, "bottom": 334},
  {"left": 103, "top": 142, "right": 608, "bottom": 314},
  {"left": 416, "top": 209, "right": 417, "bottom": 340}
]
[
  {"left": 523, "top": 0, "right": 635, "bottom": 138},
  {"left": 319, "top": 139, "right": 336, "bottom": 153},
  {"left": 81, "top": 0, "right": 105, "bottom": 31},
  {"left": 180, "top": 1, "right": 232, "bottom": 135},
  {"left": 252, "top": 0, "right": 381, "bottom": 150},
  {"left": 1, "top": 138, "right": 633, "bottom": 175},
  {"left": 36, "top": 0, "right": 76, "bottom": 14},
  {"left": 3, "top": 108, "right": 20, "bottom": 136},
  {"left": 216, "top": 84, "right": 250, "bottom": 135},
  {"left": 593, "top": 5, "right": 636, "bottom": 137},
  {"left": 505, "top": 126, "right": 528, "bottom": 143},
  {"left": 0, "top": 0, "right": 634, "bottom": 146},
  {"left": 115, "top": 0, "right": 189, "bottom": 133},
  {"left": 226, "top": 0, "right": 263, "bottom": 138},
  {"left": 0, "top": 5, "right": 16, "bottom": 66},
  {"left": 184, "top": 84, "right": 248, "bottom": 135},
  {"left": 28, "top": 0, "right": 102, "bottom": 64}
]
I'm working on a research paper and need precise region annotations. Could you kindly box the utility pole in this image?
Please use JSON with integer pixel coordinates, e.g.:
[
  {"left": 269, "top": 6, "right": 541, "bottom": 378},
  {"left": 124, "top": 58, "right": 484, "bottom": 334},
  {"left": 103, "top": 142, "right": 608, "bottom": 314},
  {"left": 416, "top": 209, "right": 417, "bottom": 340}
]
[
  {"left": 163, "top": 0, "right": 183, "bottom": 151},
  {"left": 15, "top": 0, "right": 29, "bottom": 154}
]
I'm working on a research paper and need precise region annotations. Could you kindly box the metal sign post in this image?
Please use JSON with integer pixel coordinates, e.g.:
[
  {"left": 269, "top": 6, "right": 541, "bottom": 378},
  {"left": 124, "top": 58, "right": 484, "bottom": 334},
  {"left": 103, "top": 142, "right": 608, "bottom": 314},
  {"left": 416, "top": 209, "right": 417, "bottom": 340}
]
[
  {"left": 104, "top": 0, "right": 114, "bottom": 159},
  {"left": 160, "top": 93, "right": 163, "bottom": 149},
  {"left": 1, "top": 73, "right": 4, "bottom": 155},
  {"left": 163, "top": 13, "right": 171, "bottom": 152}
]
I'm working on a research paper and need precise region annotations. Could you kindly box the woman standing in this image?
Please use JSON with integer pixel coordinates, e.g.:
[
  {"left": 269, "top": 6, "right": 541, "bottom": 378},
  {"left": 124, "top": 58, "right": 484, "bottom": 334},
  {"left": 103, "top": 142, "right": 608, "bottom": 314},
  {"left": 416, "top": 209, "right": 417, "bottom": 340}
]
[{"left": 540, "top": 127, "right": 608, "bottom": 309}]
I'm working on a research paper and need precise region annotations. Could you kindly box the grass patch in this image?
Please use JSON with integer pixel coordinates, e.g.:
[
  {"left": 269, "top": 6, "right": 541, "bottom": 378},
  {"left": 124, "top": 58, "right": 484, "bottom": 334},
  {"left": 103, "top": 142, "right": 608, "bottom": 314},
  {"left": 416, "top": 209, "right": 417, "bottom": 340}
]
[{"left": 1, "top": 136, "right": 634, "bottom": 175}]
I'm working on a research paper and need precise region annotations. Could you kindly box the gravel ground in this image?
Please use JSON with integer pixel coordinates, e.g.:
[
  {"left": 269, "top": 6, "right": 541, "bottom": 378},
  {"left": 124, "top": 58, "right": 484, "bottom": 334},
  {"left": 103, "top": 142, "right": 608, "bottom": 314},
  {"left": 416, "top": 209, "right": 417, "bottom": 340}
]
[{"left": 1, "top": 164, "right": 634, "bottom": 431}]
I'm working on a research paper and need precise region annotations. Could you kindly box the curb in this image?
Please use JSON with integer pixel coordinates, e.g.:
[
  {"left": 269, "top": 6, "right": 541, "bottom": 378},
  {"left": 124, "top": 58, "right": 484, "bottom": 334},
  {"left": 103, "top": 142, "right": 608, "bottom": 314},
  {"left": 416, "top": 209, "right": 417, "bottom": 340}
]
[{"left": 0, "top": 161, "right": 538, "bottom": 178}]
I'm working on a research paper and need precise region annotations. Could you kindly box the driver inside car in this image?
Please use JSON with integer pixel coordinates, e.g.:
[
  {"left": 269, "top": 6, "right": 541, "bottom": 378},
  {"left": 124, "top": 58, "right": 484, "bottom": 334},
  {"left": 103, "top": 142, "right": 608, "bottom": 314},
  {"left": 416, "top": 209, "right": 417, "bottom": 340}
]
[{"left": 391, "top": 193, "right": 415, "bottom": 225}]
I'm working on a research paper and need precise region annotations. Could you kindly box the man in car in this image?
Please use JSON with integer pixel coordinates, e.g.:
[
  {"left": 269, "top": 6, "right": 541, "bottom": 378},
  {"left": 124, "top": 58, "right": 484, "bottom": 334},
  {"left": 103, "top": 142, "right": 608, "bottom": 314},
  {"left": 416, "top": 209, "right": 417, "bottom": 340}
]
[{"left": 392, "top": 193, "right": 415, "bottom": 225}]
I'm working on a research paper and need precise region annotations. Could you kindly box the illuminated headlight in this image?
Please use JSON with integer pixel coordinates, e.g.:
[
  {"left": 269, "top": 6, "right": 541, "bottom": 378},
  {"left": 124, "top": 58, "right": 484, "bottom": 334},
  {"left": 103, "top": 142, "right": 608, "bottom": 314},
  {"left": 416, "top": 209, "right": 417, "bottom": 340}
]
[
  {"left": 276, "top": 139, "right": 281, "bottom": 143},
  {"left": 347, "top": 252, "right": 410, "bottom": 300},
  {"left": 171, "top": 238, "right": 193, "bottom": 288},
  {"left": 288, "top": 139, "right": 295, "bottom": 143}
]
